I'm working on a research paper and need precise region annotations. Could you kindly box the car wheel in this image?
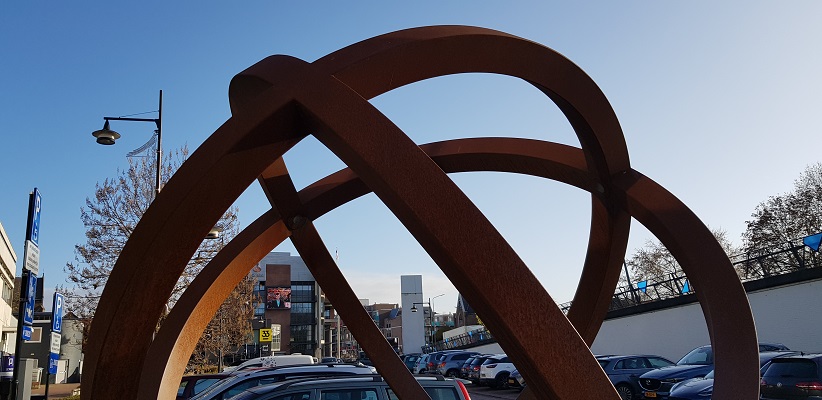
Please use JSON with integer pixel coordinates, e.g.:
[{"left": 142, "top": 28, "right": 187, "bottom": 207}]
[
  {"left": 445, "top": 369, "right": 458, "bottom": 377},
  {"left": 494, "top": 373, "right": 510, "bottom": 390},
  {"left": 615, "top": 384, "right": 634, "bottom": 400}
]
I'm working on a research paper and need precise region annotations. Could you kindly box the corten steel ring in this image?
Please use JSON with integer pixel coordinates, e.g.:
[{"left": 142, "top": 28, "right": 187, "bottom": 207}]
[{"left": 83, "top": 26, "right": 759, "bottom": 399}]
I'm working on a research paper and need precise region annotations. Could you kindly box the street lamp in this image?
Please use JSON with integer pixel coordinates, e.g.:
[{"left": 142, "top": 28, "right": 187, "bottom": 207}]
[{"left": 92, "top": 90, "right": 163, "bottom": 196}]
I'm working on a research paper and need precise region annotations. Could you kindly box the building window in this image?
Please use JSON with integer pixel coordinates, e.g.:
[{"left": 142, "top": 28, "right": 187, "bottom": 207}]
[{"left": 28, "top": 327, "right": 42, "bottom": 343}]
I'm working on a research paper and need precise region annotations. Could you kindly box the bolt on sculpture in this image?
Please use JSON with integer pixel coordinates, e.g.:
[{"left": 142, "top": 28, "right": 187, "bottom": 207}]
[{"left": 83, "top": 26, "right": 760, "bottom": 399}]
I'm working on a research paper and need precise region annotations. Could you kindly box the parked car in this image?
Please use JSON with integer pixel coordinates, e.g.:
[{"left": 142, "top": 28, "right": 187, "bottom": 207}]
[
  {"left": 466, "top": 355, "right": 494, "bottom": 385},
  {"left": 668, "top": 350, "right": 798, "bottom": 400},
  {"left": 189, "top": 363, "right": 377, "bottom": 399},
  {"left": 479, "top": 354, "right": 516, "bottom": 389},
  {"left": 596, "top": 354, "right": 675, "bottom": 400},
  {"left": 435, "top": 351, "right": 479, "bottom": 377},
  {"left": 425, "top": 351, "right": 457, "bottom": 373},
  {"left": 320, "top": 357, "right": 342, "bottom": 364},
  {"left": 228, "top": 374, "right": 472, "bottom": 400},
  {"left": 508, "top": 369, "right": 525, "bottom": 390},
  {"left": 639, "top": 343, "right": 790, "bottom": 399},
  {"left": 178, "top": 373, "right": 231, "bottom": 399},
  {"left": 413, "top": 354, "right": 431, "bottom": 374},
  {"left": 459, "top": 355, "right": 480, "bottom": 379},
  {"left": 222, "top": 354, "right": 316, "bottom": 373},
  {"left": 759, "top": 353, "right": 822, "bottom": 400},
  {"left": 402, "top": 353, "right": 422, "bottom": 372}
]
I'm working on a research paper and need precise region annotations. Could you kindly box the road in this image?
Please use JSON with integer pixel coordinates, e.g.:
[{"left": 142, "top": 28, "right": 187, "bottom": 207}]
[{"left": 464, "top": 383, "right": 521, "bottom": 399}]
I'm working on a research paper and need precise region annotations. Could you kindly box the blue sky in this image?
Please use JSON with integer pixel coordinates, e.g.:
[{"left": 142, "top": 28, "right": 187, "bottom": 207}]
[{"left": 2, "top": 2, "right": 821, "bottom": 314}]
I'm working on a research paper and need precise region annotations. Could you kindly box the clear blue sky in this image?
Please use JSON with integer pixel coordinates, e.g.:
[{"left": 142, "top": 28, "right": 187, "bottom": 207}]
[{"left": 2, "top": 2, "right": 820, "bottom": 313}]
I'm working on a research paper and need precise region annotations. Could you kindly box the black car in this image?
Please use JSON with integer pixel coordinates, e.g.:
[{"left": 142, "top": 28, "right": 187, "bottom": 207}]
[
  {"left": 667, "top": 350, "right": 797, "bottom": 400},
  {"left": 597, "top": 355, "right": 675, "bottom": 400},
  {"left": 229, "top": 375, "right": 472, "bottom": 400},
  {"left": 639, "top": 342, "right": 790, "bottom": 399},
  {"left": 760, "top": 353, "right": 822, "bottom": 399}
]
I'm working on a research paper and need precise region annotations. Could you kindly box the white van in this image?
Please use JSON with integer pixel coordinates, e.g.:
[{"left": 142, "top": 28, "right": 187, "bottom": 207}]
[{"left": 222, "top": 353, "right": 315, "bottom": 372}]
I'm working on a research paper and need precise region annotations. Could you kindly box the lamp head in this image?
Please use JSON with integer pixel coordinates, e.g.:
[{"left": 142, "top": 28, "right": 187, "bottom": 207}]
[
  {"left": 411, "top": 305, "right": 418, "bottom": 313},
  {"left": 206, "top": 229, "right": 221, "bottom": 240},
  {"left": 92, "top": 120, "right": 121, "bottom": 145}
]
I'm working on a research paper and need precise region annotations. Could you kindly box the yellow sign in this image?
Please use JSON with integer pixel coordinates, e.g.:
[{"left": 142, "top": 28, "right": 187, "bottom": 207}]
[{"left": 260, "top": 328, "right": 273, "bottom": 342}]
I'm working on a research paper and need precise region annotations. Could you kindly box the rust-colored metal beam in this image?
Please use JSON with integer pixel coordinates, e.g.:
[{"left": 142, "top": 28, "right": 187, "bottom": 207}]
[
  {"left": 143, "top": 138, "right": 757, "bottom": 399},
  {"left": 85, "top": 26, "right": 759, "bottom": 400}
]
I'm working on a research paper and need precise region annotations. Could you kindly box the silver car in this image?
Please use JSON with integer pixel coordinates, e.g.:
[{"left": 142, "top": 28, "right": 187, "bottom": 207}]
[{"left": 190, "top": 363, "right": 377, "bottom": 400}]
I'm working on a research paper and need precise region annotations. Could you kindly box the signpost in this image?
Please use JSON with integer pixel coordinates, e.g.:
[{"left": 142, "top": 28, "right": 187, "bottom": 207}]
[
  {"left": 12, "top": 188, "right": 42, "bottom": 400},
  {"left": 44, "top": 292, "right": 64, "bottom": 397}
]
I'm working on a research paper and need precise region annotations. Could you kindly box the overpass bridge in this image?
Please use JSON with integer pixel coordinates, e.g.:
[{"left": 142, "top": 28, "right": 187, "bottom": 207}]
[{"left": 437, "top": 234, "right": 822, "bottom": 361}]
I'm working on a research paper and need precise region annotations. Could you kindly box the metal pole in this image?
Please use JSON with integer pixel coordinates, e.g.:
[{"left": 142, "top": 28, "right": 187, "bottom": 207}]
[
  {"left": 43, "top": 368, "right": 49, "bottom": 398},
  {"left": 336, "top": 316, "right": 341, "bottom": 359},
  {"left": 155, "top": 90, "right": 163, "bottom": 196},
  {"left": 10, "top": 269, "right": 29, "bottom": 400}
]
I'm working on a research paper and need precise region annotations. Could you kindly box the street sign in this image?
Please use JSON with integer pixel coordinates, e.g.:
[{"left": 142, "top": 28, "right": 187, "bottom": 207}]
[
  {"left": 21, "top": 326, "right": 32, "bottom": 341},
  {"left": 23, "top": 274, "right": 37, "bottom": 326},
  {"left": 23, "top": 240, "right": 39, "bottom": 274},
  {"left": 50, "top": 332, "right": 61, "bottom": 354},
  {"left": 260, "top": 328, "right": 272, "bottom": 342},
  {"left": 52, "top": 293, "right": 64, "bottom": 333},
  {"left": 26, "top": 189, "right": 41, "bottom": 246},
  {"left": 48, "top": 353, "right": 59, "bottom": 375}
]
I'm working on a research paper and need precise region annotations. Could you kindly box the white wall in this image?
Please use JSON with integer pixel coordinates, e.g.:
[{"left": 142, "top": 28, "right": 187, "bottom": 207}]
[
  {"left": 591, "top": 278, "right": 822, "bottom": 362},
  {"left": 400, "top": 275, "right": 424, "bottom": 354}
]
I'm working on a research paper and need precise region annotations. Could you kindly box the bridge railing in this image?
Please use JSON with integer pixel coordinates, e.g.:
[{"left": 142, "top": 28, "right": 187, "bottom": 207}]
[
  {"left": 557, "top": 235, "right": 822, "bottom": 314},
  {"left": 436, "top": 235, "right": 821, "bottom": 350}
]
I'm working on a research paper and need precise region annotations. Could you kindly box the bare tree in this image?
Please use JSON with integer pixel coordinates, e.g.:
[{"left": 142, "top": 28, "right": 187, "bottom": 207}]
[
  {"left": 61, "top": 146, "right": 245, "bottom": 363},
  {"left": 189, "top": 275, "right": 255, "bottom": 373},
  {"left": 741, "top": 162, "right": 822, "bottom": 277},
  {"left": 623, "top": 228, "right": 738, "bottom": 298}
]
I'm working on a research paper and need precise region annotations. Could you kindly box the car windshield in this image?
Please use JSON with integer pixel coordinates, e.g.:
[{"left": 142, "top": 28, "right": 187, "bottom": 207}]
[{"left": 677, "top": 347, "right": 713, "bottom": 365}]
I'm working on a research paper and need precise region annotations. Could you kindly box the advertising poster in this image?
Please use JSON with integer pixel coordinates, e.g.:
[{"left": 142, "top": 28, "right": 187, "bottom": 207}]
[{"left": 266, "top": 287, "right": 291, "bottom": 309}]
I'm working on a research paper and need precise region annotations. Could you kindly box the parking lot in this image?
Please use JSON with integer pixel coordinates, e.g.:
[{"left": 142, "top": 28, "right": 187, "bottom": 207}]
[{"left": 464, "top": 382, "right": 520, "bottom": 399}]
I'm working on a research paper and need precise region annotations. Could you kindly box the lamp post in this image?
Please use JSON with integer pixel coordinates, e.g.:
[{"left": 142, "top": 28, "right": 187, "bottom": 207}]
[{"left": 91, "top": 90, "right": 163, "bottom": 196}]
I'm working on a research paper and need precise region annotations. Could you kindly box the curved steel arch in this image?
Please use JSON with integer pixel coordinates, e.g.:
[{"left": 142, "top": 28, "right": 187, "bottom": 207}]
[{"left": 83, "top": 26, "right": 759, "bottom": 399}]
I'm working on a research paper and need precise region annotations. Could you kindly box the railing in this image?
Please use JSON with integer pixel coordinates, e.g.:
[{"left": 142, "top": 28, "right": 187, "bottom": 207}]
[
  {"left": 431, "top": 328, "right": 495, "bottom": 352},
  {"left": 557, "top": 236, "right": 822, "bottom": 314},
  {"left": 436, "top": 235, "right": 821, "bottom": 351}
]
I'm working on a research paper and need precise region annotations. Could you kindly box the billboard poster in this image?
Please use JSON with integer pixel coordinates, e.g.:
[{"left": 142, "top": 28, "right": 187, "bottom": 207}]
[{"left": 265, "top": 287, "right": 291, "bottom": 309}]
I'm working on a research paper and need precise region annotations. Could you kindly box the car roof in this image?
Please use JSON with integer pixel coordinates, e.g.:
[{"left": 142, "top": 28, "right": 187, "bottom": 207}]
[
  {"left": 191, "top": 363, "right": 376, "bottom": 399},
  {"left": 769, "top": 352, "right": 822, "bottom": 360},
  {"left": 596, "top": 354, "right": 665, "bottom": 361},
  {"left": 242, "top": 375, "right": 454, "bottom": 396}
]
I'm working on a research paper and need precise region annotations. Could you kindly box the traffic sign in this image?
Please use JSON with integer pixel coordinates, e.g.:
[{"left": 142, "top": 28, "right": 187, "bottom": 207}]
[
  {"left": 23, "top": 274, "right": 37, "bottom": 326},
  {"left": 260, "top": 328, "right": 272, "bottom": 342},
  {"left": 52, "top": 293, "right": 64, "bottom": 333},
  {"left": 50, "top": 332, "right": 61, "bottom": 354},
  {"left": 48, "top": 353, "right": 59, "bottom": 375},
  {"left": 26, "top": 189, "right": 41, "bottom": 246},
  {"left": 21, "top": 326, "right": 32, "bottom": 341},
  {"left": 24, "top": 240, "right": 39, "bottom": 274}
]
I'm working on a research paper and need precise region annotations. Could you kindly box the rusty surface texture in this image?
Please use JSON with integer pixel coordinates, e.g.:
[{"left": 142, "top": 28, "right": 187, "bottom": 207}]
[{"left": 84, "top": 26, "right": 759, "bottom": 399}]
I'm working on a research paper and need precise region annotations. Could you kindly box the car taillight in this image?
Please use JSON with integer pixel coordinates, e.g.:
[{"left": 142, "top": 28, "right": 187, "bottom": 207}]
[
  {"left": 438, "top": 362, "right": 445, "bottom": 368},
  {"left": 457, "top": 380, "right": 472, "bottom": 399},
  {"left": 486, "top": 364, "right": 497, "bottom": 369},
  {"left": 472, "top": 366, "right": 480, "bottom": 371},
  {"left": 796, "top": 381, "right": 822, "bottom": 390}
]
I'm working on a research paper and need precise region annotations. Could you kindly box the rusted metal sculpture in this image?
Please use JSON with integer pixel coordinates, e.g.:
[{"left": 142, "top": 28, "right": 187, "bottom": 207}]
[{"left": 83, "top": 26, "right": 760, "bottom": 399}]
